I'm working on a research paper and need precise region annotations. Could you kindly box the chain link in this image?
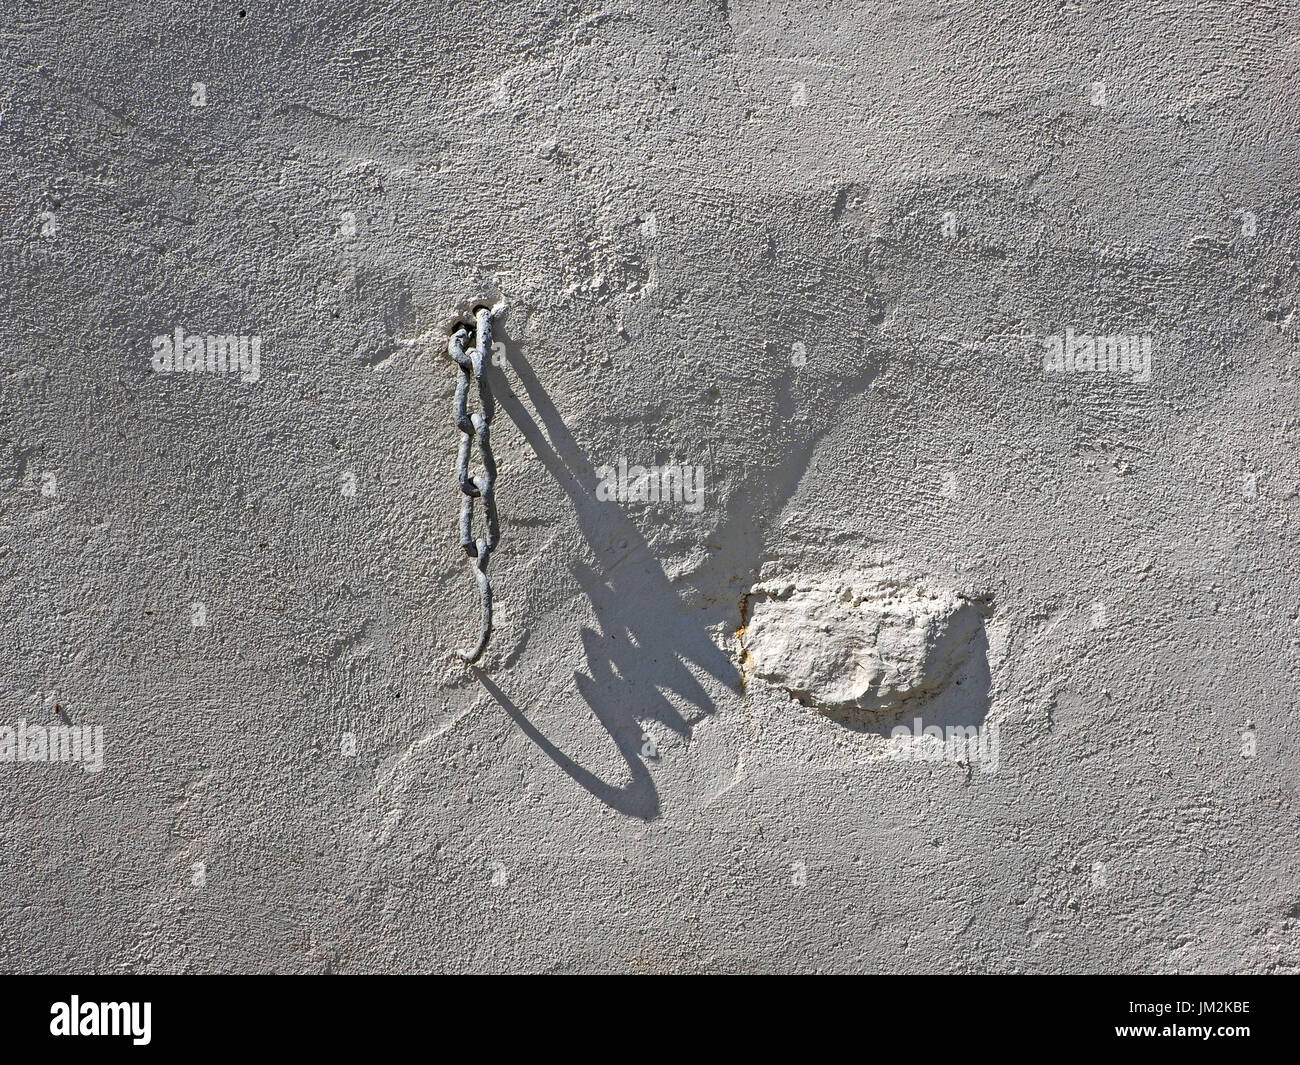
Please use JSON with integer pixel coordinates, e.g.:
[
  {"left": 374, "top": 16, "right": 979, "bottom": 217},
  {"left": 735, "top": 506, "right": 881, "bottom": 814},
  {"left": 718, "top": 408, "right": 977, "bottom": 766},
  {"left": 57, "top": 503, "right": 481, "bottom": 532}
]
[{"left": 449, "top": 307, "right": 498, "bottom": 663}]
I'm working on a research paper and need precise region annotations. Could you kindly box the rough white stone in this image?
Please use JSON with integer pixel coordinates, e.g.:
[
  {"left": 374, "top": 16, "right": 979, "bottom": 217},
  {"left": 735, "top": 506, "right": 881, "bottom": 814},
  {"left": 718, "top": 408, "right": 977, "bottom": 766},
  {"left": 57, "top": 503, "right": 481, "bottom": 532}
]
[{"left": 743, "top": 575, "right": 987, "bottom": 712}]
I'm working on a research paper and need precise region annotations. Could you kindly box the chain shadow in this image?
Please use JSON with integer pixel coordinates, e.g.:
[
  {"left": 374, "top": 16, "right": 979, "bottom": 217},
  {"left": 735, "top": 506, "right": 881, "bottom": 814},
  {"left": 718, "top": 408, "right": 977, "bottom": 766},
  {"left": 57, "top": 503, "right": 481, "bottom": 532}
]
[{"left": 474, "top": 343, "right": 740, "bottom": 821}]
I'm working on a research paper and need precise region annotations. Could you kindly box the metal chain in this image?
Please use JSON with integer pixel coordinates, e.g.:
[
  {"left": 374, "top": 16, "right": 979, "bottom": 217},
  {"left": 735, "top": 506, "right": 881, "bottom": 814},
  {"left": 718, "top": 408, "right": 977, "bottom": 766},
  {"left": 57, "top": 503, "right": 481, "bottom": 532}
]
[{"left": 449, "top": 307, "right": 498, "bottom": 663}]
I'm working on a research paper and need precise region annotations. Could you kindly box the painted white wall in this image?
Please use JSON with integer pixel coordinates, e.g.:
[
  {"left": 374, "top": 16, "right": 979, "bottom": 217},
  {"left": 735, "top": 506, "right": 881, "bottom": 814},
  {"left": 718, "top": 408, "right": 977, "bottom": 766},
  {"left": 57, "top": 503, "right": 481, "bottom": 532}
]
[{"left": 1, "top": 0, "right": 1295, "bottom": 972}]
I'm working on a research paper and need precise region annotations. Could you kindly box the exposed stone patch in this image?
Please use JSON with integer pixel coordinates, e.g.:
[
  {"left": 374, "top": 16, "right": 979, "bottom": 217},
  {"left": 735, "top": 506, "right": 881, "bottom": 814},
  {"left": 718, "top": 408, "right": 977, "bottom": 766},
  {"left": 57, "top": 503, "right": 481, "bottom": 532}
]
[{"left": 740, "top": 574, "right": 990, "bottom": 715}]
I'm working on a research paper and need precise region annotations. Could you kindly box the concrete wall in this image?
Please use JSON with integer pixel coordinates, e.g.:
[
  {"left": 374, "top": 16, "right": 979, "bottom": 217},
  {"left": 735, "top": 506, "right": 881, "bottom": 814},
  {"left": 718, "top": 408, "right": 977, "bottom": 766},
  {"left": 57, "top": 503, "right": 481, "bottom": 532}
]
[{"left": 1, "top": 0, "right": 1297, "bottom": 972}]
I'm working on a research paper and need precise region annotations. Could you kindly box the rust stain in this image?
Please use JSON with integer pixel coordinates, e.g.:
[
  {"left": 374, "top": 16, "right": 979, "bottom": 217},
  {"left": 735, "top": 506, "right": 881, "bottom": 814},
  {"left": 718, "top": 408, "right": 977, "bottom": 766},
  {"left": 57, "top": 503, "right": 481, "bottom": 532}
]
[{"left": 735, "top": 592, "right": 755, "bottom": 690}]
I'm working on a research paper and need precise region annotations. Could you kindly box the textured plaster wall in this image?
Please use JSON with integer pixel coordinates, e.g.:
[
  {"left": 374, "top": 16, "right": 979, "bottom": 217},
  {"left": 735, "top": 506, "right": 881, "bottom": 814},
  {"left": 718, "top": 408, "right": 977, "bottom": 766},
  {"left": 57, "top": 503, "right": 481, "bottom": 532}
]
[{"left": 1, "top": 0, "right": 1298, "bottom": 973}]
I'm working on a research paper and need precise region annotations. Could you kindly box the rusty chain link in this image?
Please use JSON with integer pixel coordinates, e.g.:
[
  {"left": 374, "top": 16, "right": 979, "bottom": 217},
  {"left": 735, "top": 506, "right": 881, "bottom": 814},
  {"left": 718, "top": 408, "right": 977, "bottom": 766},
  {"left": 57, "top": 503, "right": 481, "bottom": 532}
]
[{"left": 449, "top": 306, "right": 498, "bottom": 663}]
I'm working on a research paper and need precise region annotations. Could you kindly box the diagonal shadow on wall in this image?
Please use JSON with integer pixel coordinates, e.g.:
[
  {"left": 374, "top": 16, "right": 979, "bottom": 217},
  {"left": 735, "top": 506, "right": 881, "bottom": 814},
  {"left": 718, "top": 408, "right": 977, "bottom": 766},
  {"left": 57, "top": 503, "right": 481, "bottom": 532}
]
[{"left": 475, "top": 342, "right": 740, "bottom": 821}]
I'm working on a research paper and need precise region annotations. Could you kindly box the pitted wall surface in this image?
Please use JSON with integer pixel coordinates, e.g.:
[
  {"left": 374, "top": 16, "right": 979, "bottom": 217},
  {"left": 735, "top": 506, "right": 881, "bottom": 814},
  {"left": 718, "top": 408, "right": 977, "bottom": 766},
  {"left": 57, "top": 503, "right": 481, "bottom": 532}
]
[{"left": 0, "top": 0, "right": 1297, "bottom": 973}]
